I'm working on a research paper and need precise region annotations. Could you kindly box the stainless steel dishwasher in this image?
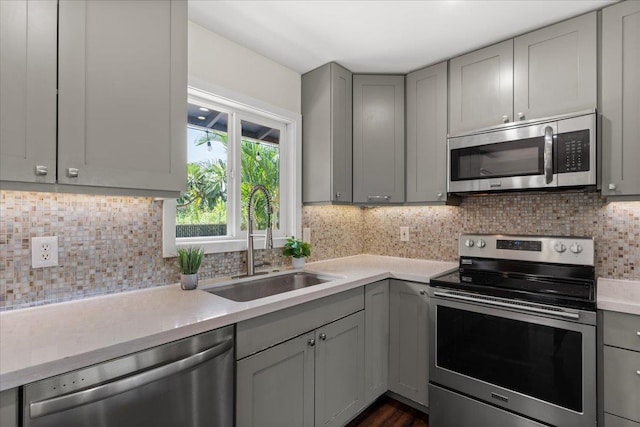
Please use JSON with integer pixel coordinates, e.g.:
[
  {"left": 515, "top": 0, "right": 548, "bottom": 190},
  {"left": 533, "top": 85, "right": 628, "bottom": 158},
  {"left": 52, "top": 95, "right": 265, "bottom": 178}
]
[{"left": 23, "top": 325, "right": 234, "bottom": 427}]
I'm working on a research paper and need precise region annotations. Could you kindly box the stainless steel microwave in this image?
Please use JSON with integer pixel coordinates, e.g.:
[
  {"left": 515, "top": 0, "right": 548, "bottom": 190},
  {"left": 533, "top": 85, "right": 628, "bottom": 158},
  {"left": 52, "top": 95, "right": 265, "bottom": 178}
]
[{"left": 447, "top": 111, "right": 597, "bottom": 194}]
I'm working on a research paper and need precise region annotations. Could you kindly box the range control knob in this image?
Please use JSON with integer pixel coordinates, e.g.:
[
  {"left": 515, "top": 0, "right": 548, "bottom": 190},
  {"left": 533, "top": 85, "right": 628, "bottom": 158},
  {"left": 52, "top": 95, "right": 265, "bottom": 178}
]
[
  {"left": 554, "top": 242, "right": 567, "bottom": 253},
  {"left": 570, "top": 243, "right": 583, "bottom": 254},
  {"left": 476, "top": 239, "right": 486, "bottom": 248},
  {"left": 464, "top": 239, "right": 475, "bottom": 248}
]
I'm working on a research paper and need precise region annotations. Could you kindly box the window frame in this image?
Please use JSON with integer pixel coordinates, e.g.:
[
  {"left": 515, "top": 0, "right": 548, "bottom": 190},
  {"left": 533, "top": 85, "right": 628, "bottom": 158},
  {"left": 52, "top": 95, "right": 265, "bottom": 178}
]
[{"left": 162, "top": 86, "right": 301, "bottom": 257}]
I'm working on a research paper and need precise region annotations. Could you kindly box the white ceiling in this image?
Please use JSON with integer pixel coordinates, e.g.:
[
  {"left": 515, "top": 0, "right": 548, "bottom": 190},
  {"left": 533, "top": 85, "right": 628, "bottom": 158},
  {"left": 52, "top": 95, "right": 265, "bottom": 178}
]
[{"left": 188, "top": 0, "right": 614, "bottom": 75}]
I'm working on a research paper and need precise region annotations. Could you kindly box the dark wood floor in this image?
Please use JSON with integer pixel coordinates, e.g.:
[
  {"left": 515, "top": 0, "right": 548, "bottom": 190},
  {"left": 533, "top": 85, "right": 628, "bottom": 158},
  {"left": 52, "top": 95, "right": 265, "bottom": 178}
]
[{"left": 347, "top": 396, "right": 429, "bottom": 427}]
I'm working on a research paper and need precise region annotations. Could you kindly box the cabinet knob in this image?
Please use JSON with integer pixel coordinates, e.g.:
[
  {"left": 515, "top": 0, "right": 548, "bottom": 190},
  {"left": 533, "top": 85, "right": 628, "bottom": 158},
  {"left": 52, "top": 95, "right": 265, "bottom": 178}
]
[
  {"left": 335, "top": 192, "right": 341, "bottom": 199},
  {"left": 307, "top": 338, "right": 315, "bottom": 347},
  {"left": 608, "top": 183, "right": 617, "bottom": 191},
  {"left": 437, "top": 193, "right": 443, "bottom": 199},
  {"left": 501, "top": 115, "right": 509, "bottom": 123},
  {"left": 35, "top": 165, "right": 48, "bottom": 176},
  {"left": 419, "top": 290, "right": 426, "bottom": 295},
  {"left": 67, "top": 168, "right": 79, "bottom": 178},
  {"left": 319, "top": 333, "right": 327, "bottom": 341},
  {"left": 517, "top": 112, "right": 525, "bottom": 120}
]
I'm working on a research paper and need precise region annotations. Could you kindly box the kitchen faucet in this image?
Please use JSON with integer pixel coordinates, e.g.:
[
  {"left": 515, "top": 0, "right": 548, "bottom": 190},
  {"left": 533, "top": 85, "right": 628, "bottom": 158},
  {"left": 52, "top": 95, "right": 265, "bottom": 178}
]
[{"left": 246, "top": 185, "right": 273, "bottom": 276}]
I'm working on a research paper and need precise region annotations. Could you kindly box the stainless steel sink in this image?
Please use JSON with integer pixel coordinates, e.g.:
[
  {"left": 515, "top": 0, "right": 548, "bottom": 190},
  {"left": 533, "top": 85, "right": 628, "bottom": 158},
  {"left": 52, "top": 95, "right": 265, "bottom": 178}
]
[{"left": 205, "top": 272, "right": 333, "bottom": 302}]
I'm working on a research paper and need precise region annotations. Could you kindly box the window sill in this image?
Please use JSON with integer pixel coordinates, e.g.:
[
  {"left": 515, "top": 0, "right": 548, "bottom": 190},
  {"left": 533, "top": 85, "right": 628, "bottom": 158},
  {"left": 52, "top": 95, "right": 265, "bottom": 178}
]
[{"left": 172, "top": 236, "right": 287, "bottom": 257}]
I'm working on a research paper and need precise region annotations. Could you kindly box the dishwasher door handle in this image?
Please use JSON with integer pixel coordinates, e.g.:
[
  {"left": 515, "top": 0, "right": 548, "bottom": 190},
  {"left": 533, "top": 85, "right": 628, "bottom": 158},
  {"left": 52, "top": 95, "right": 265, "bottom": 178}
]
[{"left": 30, "top": 337, "right": 233, "bottom": 419}]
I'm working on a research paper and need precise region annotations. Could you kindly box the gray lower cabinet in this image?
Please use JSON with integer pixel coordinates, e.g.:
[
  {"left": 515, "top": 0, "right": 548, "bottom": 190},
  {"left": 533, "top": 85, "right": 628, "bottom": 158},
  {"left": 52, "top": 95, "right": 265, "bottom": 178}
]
[
  {"left": 236, "top": 311, "right": 366, "bottom": 427},
  {"left": 315, "top": 311, "right": 366, "bottom": 427},
  {"left": 364, "top": 281, "right": 390, "bottom": 403},
  {"left": 237, "top": 332, "right": 316, "bottom": 427},
  {"left": 602, "top": 310, "right": 640, "bottom": 426},
  {"left": 0, "top": 388, "right": 18, "bottom": 427},
  {"left": 601, "top": 0, "right": 640, "bottom": 197},
  {"left": 57, "top": 0, "right": 186, "bottom": 193},
  {"left": 0, "top": 0, "right": 57, "bottom": 184},
  {"left": 405, "top": 62, "right": 448, "bottom": 203},
  {"left": 353, "top": 74, "right": 405, "bottom": 204},
  {"left": 388, "top": 280, "right": 429, "bottom": 407},
  {"left": 449, "top": 40, "right": 514, "bottom": 135},
  {"left": 302, "top": 63, "right": 353, "bottom": 204},
  {"left": 513, "top": 12, "right": 597, "bottom": 122}
]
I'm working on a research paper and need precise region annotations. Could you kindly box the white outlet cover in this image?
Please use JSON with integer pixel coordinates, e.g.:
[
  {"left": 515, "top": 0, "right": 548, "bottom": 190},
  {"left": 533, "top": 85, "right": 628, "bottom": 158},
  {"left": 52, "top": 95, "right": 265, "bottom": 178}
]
[
  {"left": 32, "top": 236, "right": 59, "bottom": 268},
  {"left": 303, "top": 227, "right": 311, "bottom": 243},
  {"left": 400, "top": 227, "right": 410, "bottom": 242}
]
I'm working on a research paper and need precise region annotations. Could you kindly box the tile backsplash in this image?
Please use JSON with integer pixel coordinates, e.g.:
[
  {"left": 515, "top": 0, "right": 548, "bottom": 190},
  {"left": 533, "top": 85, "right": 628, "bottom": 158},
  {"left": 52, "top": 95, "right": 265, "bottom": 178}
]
[{"left": 1, "top": 190, "right": 638, "bottom": 310}]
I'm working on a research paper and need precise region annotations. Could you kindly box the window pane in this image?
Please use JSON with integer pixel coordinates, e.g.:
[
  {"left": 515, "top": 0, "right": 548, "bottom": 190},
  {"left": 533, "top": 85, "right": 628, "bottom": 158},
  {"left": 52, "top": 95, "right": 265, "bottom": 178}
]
[
  {"left": 177, "top": 103, "right": 229, "bottom": 238},
  {"left": 240, "top": 119, "right": 280, "bottom": 231}
]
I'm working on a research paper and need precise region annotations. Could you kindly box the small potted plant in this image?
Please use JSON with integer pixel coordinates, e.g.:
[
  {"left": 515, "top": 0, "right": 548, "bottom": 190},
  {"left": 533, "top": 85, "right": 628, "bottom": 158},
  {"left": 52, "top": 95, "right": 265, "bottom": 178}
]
[
  {"left": 283, "top": 236, "right": 311, "bottom": 269},
  {"left": 177, "top": 247, "right": 204, "bottom": 290}
]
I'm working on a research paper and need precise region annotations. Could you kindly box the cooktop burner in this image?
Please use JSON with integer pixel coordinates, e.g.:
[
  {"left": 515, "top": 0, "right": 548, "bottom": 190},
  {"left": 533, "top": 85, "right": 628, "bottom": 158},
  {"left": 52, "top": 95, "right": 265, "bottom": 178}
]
[{"left": 430, "top": 234, "right": 596, "bottom": 310}]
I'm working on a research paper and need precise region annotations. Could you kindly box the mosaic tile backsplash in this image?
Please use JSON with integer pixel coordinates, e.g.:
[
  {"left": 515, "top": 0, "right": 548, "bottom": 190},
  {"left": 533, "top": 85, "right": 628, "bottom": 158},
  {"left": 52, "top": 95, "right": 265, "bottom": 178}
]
[
  {"left": 1, "top": 190, "right": 639, "bottom": 310},
  {"left": 0, "top": 191, "right": 287, "bottom": 309}
]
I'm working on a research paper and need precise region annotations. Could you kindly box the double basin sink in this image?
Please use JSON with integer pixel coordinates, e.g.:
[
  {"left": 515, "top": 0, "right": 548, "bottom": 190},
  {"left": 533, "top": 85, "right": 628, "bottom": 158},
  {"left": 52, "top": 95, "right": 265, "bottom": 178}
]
[{"left": 205, "top": 271, "right": 336, "bottom": 302}]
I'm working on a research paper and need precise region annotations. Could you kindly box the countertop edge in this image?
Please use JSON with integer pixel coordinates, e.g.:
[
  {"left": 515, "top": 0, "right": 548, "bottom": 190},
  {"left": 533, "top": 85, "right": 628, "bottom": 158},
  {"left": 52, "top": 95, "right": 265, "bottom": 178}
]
[{"left": 0, "top": 256, "right": 457, "bottom": 391}]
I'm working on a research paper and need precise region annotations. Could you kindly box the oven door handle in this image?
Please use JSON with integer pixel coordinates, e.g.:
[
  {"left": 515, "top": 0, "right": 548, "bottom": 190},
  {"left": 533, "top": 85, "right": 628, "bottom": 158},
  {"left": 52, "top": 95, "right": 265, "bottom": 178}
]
[
  {"left": 29, "top": 337, "right": 233, "bottom": 419},
  {"left": 433, "top": 290, "right": 580, "bottom": 320},
  {"left": 544, "top": 125, "right": 554, "bottom": 184}
]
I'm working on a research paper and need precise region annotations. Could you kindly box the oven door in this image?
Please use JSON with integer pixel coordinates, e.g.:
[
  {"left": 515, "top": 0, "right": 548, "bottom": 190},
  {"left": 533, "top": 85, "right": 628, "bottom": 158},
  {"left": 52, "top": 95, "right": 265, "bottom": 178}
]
[
  {"left": 428, "top": 289, "right": 596, "bottom": 427},
  {"left": 448, "top": 121, "right": 557, "bottom": 193}
]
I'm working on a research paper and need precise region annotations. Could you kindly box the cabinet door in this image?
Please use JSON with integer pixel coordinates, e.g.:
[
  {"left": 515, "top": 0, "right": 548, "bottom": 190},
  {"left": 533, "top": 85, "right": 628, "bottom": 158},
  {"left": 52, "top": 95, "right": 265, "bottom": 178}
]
[
  {"left": 0, "top": 0, "right": 56, "bottom": 184},
  {"left": 389, "top": 280, "right": 429, "bottom": 406},
  {"left": 237, "top": 332, "right": 315, "bottom": 427},
  {"left": 449, "top": 40, "right": 513, "bottom": 135},
  {"left": 353, "top": 74, "right": 405, "bottom": 204},
  {"left": 57, "top": 0, "right": 187, "bottom": 193},
  {"left": 406, "top": 62, "right": 448, "bottom": 203},
  {"left": 602, "top": 1, "right": 640, "bottom": 196},
  {"left": 331, "top": 64, "right": 353, "bottom": 203},
  {"left": 0, "top": 388, "right": 18, "bottom": 427},
  {"left": 514, "top": 12, "right": 596, "bottom": 122},
  {"left": 603, "top": 346, "right": 640, "bottom": 423},
  {"left": 364, "top": 280, "right": 389, "bottom": 403},
  {"left": 302, "top": 63, "right": 352, "bottom": 203},
  {"left": 315, "top": 311, "right": 366, "bottom": 427}
]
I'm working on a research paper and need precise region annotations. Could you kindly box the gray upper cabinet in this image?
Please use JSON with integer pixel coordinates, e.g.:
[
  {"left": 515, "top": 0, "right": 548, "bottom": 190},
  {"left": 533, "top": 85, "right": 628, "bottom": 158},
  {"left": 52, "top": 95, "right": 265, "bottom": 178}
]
[
  {"left": 302, "top": 63, "right": 353, "bottom": 204},
  {"left": 406, "top": 62, "right": 448, "bottom": 203},
  {"left": 57, "top": 0, "right": 187, "bottom": 193},
  {"left": 364, "top": 281, "right": 390, "bottom": 403},
  {"left": 449, "top": 40, "right": 514, "bottom": 135},
  {"left": 601, "top": 0, "right": 640, "bottom": 197},
  {"left": 389, "top": 280, "right": 429, "bottom": 407},
  {"left": 0, "top": 0, "right": 57, "bottom": 184},
  {"left": 514, "top": 12, "right": 597, "bottom": 122},
  {"left": 353, "top": 75, "right": 405, "bottom": 204},
  {"left": 450, "top": 13, "right": 596, "bottom": 135}
]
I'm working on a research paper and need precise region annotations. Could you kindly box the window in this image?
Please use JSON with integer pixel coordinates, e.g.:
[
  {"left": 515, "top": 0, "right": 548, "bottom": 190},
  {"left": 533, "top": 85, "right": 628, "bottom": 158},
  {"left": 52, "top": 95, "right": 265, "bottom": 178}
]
[{"left": 163, "top": 87, "right": 301, "bottom": 256}]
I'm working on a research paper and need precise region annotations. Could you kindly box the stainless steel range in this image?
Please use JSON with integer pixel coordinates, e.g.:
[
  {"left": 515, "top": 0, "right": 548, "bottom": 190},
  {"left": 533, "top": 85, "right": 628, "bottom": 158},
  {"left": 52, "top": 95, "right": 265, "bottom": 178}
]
[{"left": 428, "top": 234, "right": 596, "bottom": 427}]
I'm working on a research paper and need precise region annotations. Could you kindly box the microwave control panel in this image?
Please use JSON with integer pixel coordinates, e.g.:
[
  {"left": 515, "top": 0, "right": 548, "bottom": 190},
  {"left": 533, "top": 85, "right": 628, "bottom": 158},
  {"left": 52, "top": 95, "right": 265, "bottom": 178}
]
[{"left": 556, "top": 130, "right": 590, "bottom": 173}]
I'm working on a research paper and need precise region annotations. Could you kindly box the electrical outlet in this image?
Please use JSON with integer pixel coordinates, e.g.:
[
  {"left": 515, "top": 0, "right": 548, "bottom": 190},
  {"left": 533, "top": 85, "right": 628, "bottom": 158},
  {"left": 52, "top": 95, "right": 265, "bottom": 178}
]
[
  {"left": 32, "top": 236, "right": 59, "bottom": 268},
  {"left": 303, "top": 227, "right": 311, "bottom": 243},
  {"left": 400, "top": 227, "right": 410, "bottom": 242}
]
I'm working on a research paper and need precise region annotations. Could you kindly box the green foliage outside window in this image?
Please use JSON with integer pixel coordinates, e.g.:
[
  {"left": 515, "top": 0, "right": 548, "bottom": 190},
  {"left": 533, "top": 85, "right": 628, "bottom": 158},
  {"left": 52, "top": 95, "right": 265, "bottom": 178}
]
[{"left": 177, "top": 131, "right": 280, "bottom": 233}]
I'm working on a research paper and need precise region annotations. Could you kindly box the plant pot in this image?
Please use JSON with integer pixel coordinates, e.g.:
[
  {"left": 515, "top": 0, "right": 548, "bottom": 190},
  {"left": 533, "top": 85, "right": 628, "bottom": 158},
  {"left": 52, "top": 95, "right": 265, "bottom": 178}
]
[
  {"left": 181, "top": 273, "right": 198, "bottom": 290},
  {"left": 291, "top": 257, "right": 305, "bottom": 269}
]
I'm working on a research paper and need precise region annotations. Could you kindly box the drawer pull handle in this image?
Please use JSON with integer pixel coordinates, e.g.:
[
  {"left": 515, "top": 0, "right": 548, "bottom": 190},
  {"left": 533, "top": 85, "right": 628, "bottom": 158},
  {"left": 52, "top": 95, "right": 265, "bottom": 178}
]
[
  {"left": 637, "top": 370, "right": 640, "bottom": 376},
  {"left": 636, "top": 331, "right": 640, "bottom": 336}
]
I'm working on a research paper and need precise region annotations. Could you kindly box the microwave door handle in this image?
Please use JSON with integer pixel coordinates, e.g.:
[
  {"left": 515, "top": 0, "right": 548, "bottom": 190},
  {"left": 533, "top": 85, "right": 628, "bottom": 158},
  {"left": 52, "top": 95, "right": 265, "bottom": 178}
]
[{"left": 544, "top": 126, "right": 554, "bottom": 184}]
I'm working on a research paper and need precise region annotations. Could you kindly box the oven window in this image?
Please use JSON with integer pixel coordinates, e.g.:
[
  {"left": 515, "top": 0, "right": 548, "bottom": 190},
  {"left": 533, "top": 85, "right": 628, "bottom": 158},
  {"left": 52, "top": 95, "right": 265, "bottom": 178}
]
[
  {"left": 450, "top": 137, "right": 544, "bottom": 181},
  {"left": 437, "top": 306, "right": 582, "bottom": 412}
]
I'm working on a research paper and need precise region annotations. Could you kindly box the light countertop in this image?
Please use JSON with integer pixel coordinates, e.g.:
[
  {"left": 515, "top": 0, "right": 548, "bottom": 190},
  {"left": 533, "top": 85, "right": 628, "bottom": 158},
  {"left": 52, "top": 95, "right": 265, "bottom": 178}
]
[
  {"left": 0, "top": 255, "right": 457, "bottom": 391},
  {"left": 597, "top": 277, "right": 640, "bottom": 315}
]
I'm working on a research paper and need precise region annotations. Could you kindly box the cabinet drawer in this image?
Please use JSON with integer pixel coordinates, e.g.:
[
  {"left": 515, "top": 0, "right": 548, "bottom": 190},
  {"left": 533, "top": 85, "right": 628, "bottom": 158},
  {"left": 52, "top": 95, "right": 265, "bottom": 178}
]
[
  {"left": 606, "top": 413, "right": 640, "bottom": 427},
  {"left": 237, "top": 287, "right": 364, "bottom": 359},
  {"left": 604, "top": 311, "right": 640, "bottom": 352},
  {"left": 604, "top": 346, "right": 640, "bottom": 422}
]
